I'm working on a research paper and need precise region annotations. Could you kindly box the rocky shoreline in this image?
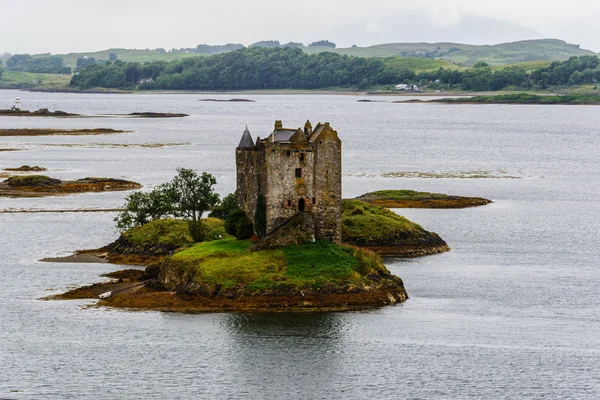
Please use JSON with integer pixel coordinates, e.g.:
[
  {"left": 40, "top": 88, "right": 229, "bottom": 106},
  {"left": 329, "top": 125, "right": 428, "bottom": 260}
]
[{"left": 49, "top": 265, "right": 408, "bottom": 313}]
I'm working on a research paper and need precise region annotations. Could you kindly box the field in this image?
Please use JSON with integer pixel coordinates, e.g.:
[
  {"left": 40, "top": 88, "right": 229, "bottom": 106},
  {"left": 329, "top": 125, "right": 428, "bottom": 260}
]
[
  {"left": 34, "top": 48, "right": 201, "bottom": 67},
  {"left": 382, "top": 56, "right": 463, "bottom": 72},
  {"left": 0, "top": 70, "right": 71, "bottom": 89}
]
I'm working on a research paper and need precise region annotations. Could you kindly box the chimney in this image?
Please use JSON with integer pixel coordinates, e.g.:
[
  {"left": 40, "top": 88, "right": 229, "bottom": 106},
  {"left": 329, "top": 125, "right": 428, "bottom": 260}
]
[
  {"left": 274, "top": 120, "right": 283, "bottom": 130},
  {"left": 304, "top": 120, "right": 312, "bottom": 136}
]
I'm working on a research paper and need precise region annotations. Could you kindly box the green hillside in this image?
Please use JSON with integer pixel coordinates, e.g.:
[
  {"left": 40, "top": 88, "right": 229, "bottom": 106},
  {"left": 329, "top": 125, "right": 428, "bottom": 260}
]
[
  {"left": 33, "top": 48, "right": 200, "bottom": 66},
  {"left": 382, "top": 57, "right": 463, "bottom": 72},
  {"left": 306, "top": 39, "right": 595, "bottom": 66},
  {"left": 0, "top": 70, "right": 71, "bottom": 89},
  {"left": 304, "top": 42, "right": 476, "bottom": 58},
  {"left": 442, "top": 39, "right": 594, "bottom": 66},
  {"left": 26, "top": 39, "right": 595, "bottom": 68}
]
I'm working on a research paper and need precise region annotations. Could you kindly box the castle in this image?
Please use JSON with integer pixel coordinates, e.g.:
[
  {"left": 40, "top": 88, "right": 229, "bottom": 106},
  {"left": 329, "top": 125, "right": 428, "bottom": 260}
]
[{"left": 236, "top": 120, "right": 342, "bottom": 243}]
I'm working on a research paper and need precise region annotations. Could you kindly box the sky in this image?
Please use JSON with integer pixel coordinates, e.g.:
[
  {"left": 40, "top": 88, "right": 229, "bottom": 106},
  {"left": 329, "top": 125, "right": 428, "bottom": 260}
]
[{"left": 1, "top": 0, "right": 599, "bottom": 54}]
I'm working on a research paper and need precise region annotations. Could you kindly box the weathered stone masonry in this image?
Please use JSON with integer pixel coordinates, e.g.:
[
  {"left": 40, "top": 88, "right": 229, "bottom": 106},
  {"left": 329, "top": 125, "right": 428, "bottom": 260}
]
[{"left": 236, "top": 120, "right": 342, "bottom": 243}]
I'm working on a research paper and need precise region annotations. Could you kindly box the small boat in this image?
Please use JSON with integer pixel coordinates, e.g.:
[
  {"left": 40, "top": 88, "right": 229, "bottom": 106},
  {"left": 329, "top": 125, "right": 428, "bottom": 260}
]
[{"left": 98, "top": 291, "right": 112, "bottom": 299}]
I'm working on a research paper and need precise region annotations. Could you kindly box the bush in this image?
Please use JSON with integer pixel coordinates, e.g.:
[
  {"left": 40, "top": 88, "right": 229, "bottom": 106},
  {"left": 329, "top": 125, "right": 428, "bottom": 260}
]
[{"left": 235, "top": 216, "right": 254, "bottom": 240}]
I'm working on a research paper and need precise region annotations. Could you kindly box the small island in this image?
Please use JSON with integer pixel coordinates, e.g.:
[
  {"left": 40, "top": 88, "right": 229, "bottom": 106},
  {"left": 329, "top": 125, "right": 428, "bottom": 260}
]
[
  {"left": 0, "top": 175, "right": 142, "bottom": 198},
  {"left": 125, "top": 112, "right": 188, "bottom": 118},
  {"left": 355, "top": 190, "right": 492, "bottom": 209},
  {"left": 395, "top": 93, "right": 600, "bottom": 105},
  {"left": 3, "top": 165, "right": 47, "bottom": 172},
  {"left": 0, "top": 108, "right": 188, "bottom": 118},
  {"left": 0, "top": 128, "right": 127, "bottom": 136},
  {"left": 199, "top": 98, "right": 255, "bottom": 102},
  {"left": 0, "top": 108, "right": 80, "bottom": 117}
]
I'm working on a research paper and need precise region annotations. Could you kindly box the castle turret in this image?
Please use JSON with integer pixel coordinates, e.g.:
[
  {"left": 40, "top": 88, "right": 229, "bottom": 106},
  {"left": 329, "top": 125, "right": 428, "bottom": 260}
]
[{"left": 237, "top": 126, "right": 255, "bottom": 148}]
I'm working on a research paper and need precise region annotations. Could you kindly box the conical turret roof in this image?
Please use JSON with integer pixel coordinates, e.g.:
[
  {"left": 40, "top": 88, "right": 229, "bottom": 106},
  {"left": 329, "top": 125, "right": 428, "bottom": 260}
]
[{"left": 238, "top": 126, "right": 255, "bottom": 148}]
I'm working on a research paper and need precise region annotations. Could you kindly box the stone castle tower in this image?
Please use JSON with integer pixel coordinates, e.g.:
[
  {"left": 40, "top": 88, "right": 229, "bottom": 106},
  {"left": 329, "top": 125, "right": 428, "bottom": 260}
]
[{"left": 236, "top": 120, "right": 342, "bottom": 243}]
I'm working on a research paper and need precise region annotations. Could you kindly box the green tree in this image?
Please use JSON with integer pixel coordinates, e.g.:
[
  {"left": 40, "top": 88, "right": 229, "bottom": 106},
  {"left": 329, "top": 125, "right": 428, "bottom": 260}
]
[
  {"left": 164, "top": 169, "right": 220, "bottom": 242},
  {"left": 114, "top": 189, "right": 172, "bottom": 231},
  {"left": 109, "top": 52, "right": 118, "bottom": 62},
  {"left": 209, "top": 191, "right": 238, "bottom": 220}
]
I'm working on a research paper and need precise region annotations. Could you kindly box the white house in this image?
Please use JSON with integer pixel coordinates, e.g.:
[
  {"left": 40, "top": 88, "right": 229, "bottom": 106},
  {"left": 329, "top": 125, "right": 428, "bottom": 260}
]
[{"left": 395, "top": 84, "right": 422, "bottom": 92}]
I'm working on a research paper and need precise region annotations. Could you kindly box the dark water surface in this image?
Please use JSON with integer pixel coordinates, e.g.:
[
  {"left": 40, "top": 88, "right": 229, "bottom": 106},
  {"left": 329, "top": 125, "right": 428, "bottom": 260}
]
[{"left": 1, "top": 90, "right": 599, "bottom": 399}]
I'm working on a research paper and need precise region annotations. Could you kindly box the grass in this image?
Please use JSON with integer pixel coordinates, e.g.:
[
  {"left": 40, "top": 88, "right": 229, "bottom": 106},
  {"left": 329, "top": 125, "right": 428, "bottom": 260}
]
[
  {"left": 0, "top": 70, "right": 71, "bottom": 89},
  {"left": 436, "top": 93, "right": 600, "bottom": 104},
  {"left": 33, "top": 48, "right": 202, "bottom": 67},
  {"left": 123, "top": 218, "right": 229, "bottom": 249},
  {"left": 441, "top": 39, "right": 594, "bottom": 66},
  {"left": 166, "top": 238, "right": 384, "bottom": 290},
  {"left": 341, "top": 200, "right": 426, "bottom": 245},
  {"left": 382, "top": 56, "right": 463, "bottom": 72}
]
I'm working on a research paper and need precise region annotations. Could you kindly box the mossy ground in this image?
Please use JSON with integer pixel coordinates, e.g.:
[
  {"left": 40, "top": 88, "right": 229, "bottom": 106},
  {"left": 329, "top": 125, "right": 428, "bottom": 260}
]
[
  {"left": 342, "top": 199, "right": 425, "bottom": 244},
  {"left": 163, "top": 239, "right": 386, "bottom": 292}
]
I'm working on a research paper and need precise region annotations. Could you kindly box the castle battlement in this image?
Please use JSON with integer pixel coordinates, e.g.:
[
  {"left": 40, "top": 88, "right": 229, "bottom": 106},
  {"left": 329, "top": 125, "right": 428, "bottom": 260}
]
[{"left": 236, "top": 120, "right": 342, "bottom": 243}]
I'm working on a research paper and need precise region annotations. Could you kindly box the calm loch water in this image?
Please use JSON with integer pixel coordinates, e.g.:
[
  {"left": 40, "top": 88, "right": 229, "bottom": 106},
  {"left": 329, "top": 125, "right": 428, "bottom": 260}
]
[{"left": 1, "top": 90, "right": 599, "bottom": 399}]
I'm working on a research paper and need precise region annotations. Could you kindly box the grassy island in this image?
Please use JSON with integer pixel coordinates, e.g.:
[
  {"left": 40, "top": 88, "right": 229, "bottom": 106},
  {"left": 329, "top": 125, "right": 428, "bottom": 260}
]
[
  {"left": 54, "top": 238, "right": 407, "bottom": 312},
  {"left": 342, "top": 200, "right": 449, "bottom": 256},
  {"left": 0, "top": 175, "right": 141, "bottom": 197},
  {"left": 355, "top": 190, "right": 491, "bottom": 209},
  {"left": 49, "top": 200, "right": 450, "bottom": 311},
  {"left": 427, "top": 93, "right": 600, "bottom": 105}
]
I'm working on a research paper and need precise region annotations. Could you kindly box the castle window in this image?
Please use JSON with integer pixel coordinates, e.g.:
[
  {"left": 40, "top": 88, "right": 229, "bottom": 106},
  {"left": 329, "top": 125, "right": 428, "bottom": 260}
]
[
  {"left": 312, "top": 197, "right": 316, "bottom": 204},
  {"left": 295, "top": 168, "right": 302, "bottom": 178},
  {"left": 286, "top": 151, "right": 291, "bottom": 156},
  {"left": 287, "top": 200, "right": 291, "bottom": 207},
  {"left": 319, "top": 140, "right": 323, "bottom": 144},
  {"left": 299, "top": 153, "right": 305, "bottom": 161}
]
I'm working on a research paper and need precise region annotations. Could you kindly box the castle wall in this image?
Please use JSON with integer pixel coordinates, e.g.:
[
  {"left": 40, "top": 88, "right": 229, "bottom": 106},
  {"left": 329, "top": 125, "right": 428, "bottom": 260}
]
[
  {"left": 264, "top": 143, "right": 315, "bottom": 234},
  {"left": 312, "top": 128, "right": 342, "bottom": 243},
  {"left": 236, "top": 148, "right": 261, "bottom": 221}
]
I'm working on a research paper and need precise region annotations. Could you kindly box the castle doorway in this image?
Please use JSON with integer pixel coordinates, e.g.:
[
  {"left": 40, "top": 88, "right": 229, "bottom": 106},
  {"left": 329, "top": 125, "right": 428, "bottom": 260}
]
[{"left": 298, "top": 198, "right": 306, "bottom": 212}]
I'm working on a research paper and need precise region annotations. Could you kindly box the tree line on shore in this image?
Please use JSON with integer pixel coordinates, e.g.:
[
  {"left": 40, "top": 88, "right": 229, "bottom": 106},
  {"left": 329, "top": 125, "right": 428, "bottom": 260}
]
[{"left": 69, "top": 48, "right": 600, "bottom": 91}]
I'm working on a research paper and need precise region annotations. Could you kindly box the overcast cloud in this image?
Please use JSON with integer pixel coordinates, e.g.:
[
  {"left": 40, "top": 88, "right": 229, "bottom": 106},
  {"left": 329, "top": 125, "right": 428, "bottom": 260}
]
[{"left": 1, "top": 0, "right": 599, "bottom": 54}]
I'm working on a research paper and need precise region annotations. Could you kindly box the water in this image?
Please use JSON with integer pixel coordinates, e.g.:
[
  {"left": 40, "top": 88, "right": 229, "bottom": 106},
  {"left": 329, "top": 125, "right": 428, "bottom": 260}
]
[{"left": 1, "top": 89, "right": 599, "bottom": 399}]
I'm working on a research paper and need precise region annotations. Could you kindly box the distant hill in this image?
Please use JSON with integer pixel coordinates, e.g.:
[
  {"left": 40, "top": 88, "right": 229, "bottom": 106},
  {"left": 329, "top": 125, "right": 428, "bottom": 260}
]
[
  {"left": 307, "top": 39, "right": 595, "bottom": 66},
  {"left": 33, "top": 48, "right": 200, "bottom": 67},
  {"left": 27, "top": 39, "right": 596, "bottom": 69}
]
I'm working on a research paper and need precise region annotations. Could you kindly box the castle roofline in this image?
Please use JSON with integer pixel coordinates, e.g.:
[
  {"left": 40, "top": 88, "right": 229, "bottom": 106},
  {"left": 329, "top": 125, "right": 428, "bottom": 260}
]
[{"left": 237, "top": 126, "right": 255, "bottom": 148}]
